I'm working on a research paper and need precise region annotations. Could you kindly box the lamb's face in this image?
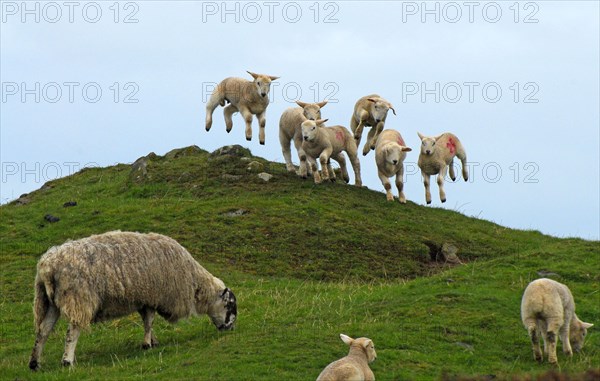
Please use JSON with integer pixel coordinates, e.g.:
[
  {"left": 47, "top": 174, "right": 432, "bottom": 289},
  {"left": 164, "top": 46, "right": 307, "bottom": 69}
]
[
  {"left": 246, "top": 71, "right": 279, "bottom": 99},
  {"left": 570, "top": 320, "right": 593, "bottom": 352},
  {"left": 301, "top": 120, "right": 319, "bottom": 142},
  {"left": 368, "top": 98, "right": 396, "bottom": 123},
  {"left": 357, "top": 338, "right": 377, "bottom": 363},
  {"left": 302, "top": 104, "right": 322, "bottom": 121},
  {"left": 420, "top": 137, "right": 437, "bottom": 156},
  {"left": 208, "top": 288, "right": 237, "bottom": 331}
]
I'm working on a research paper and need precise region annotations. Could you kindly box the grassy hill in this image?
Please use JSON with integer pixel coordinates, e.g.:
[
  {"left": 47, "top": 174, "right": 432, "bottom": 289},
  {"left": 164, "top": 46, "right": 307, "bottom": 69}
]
[{"left": 1, "top": 145, "right": 598, "bottom": 380}]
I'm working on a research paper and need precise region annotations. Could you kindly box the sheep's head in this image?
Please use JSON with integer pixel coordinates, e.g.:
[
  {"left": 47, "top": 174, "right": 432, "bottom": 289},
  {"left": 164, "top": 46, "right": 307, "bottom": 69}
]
[
  {"left": 367, "top": 97, "right": 396, "bottom": 123},
  {"left": 296, "top": 100, "right": 327, "bottom": 121},
  {"left": 301, "top": 119, "right": 328, "bottom": 142},
  {"left": 247, "top": 71, "right": 279, "bottom": 98},
  {"left": 384, "top": 143, "right": 412, "bottom": 166},
  {"left": 570, "top": 318, "right": 593, "bottom": 352},
  {"left": 417, "top": 132, "right": 440, "bottom": 156},
  {"left": 207, "top": 288, "right": 237, "bottom": 331},
  {"left": 340, "top": 334, "right": 377, "bottom": 363}
]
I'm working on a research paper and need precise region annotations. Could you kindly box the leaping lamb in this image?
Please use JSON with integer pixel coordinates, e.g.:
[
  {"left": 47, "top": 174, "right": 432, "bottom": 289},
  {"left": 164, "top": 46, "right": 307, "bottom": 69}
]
[{"left": 29, "top": 231, "right": 237, "bottom": 371}]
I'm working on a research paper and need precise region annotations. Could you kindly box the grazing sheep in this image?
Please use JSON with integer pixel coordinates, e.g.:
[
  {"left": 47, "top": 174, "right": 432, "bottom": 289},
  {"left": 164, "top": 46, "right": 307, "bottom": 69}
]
[
  {"left": 417, "top": 132, "right": 468, "bottom": 204},
  {"left": 350, "top": 94, "right": 396, "bottom": 156},
  {"left": 205, "top": 71, "right": 280, "bottom": 144},
  {"left": 316, "top": 334, "right": 377, "bottom": 381},
  {"left": 279, "top": 100, "right": 328, "bottom": 176},
  {"left": 301, "top": 119, "right": 362, "bottom": 187},
  {"left": 521, "top": 278, "right": 593, "bottom": 364},
  {"left": 29, "top": 231, "right": 237, "bottom": 371},
  {"left": 374, "top": 129, "right": 412, "bottom": 203}
]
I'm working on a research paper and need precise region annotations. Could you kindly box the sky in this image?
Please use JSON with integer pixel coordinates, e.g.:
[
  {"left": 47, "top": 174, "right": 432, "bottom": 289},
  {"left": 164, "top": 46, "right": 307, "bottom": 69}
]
[{"left": 1, "top": 1, "right": 599, "bottom": 240}]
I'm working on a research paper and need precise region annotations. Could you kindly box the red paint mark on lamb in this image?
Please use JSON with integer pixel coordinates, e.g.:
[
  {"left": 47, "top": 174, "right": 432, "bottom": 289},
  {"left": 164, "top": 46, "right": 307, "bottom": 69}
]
[
  {"left": 446, "top": 137, "right": 456, "bottom": 154},
  {"left": 335, "top": 130, "right": 345, "bottom": 143},
  {"left": 397, "top": 136, "right": 406, "bottom": 146}
]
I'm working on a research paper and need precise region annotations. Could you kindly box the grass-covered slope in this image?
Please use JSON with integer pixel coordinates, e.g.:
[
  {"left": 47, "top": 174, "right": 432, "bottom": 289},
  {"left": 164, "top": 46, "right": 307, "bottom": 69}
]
[{"left": 1, "top": 145, "right": 598, "bottom": 380}]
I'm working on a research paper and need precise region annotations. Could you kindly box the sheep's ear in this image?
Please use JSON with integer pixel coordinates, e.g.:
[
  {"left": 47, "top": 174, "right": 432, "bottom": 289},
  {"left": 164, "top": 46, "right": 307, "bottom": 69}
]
[
  {"left": 317, "top": 100, "right": 328, "bottom": 108},
  {"left": 582, "top": 322, "right": 594, "bottom": 329},
  {"left": 340, "top": 334, "right": 354, "bottom": 345},
  {"left": 433, "top": 134, "right": 444, "bottom": 141},
  {"left": 402, "top": 146, "right": 412, "bottom": 152},
  {"left": 417, "top": 132, "right": 426, "bottom": 140},
  {"left": 367, "top": 98, "right": 377, "bottom": 103},
  {"left": 268, "top": 75, "right": 280, "bottom": 81},
  {"left": 362, "top": 339, "right": 373, "bottom": 349},
  {"left": 296, "top": 100, "right": 308, "bottom": 108},
  {"left": 246, "top": 71, "right": 259, "bottom": 79},
  {"left": 389, "top": 105, "right": 397, "bottom": 116},
  {"left": 316, "top": 118, "right": 328, "bottom": 126}
]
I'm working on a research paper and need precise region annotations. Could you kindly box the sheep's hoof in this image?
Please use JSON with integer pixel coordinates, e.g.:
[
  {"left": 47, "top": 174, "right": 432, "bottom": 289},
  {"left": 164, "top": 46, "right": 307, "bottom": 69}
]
[
  {"left": 451, "top": 177, "right": 456, "bottom": 182},
  {"left": 205, "top": 127, "right": 211, "bottom": 132},
  {"left": 246, "top": 137, "right": 252, "bottom": 141},
  {"left": 29, "top": 359, "right": 39, "bottom": 371},
  {"left": 441, "top": 198, "right": 446, "bottom": 203},
  {"left": 259, "top": 141, "right": 265, "bottom": 145},
  {"left": 330, "top": 178, "right": 336, "bottom": 183},
  {"left": 427, "top": 200, "right": 432, "bottom": 205},
  {"left": 62, "top": 359, "right": 73, "bottom": 367},
  {"left": 142, "top": 343, "right": 152, "bottom": 350}
]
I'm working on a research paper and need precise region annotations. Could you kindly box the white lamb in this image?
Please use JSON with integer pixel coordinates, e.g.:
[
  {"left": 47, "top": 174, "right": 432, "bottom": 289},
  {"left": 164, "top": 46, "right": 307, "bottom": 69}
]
[
  {"left": 374, "top": 129, "right": 412, "bottom": 203},
  {"left": 279, "top": 100, "right": 328, "bottom": 176},
  {"left": 316, "top": 334, "right": 377, "bottom": 381},
  {"left": 301, "top": 119, "right": 362, "bottom": 187},
  {"left": 350, "top": 94, "right": 396, "bottom": 156},
  {"left": 205, "top": 71, "right": 279, "bottom": 145},
  {"left": 521, "top": 278, "right": 593, "bottom": 364},
  {"left": 417, "top": 132, "right": 468, "bottom": 204}
]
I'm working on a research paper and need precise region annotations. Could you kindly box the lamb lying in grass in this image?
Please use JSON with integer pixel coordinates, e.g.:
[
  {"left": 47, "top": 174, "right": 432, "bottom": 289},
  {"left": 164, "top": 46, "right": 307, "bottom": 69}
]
[
  {"left": 205, "top": 71, "right": 279, "bottom": 144},
  {"left": 521, "top": 278, "right": 593, "bottom": 364},
  {"left": 301, "top": 119, "right": 362, "bottom": 186},
  {"left": 374, "top": 129, "right": 412, "bottom": 203},
  {"left": 316, "top": 334, "right": 377, "bottom": 381}
]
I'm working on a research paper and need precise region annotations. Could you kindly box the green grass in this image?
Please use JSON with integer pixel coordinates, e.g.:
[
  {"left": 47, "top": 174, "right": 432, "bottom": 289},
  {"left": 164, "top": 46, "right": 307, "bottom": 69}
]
[{"left": 1, "top": 146, "right": 598, "bottom": 380}]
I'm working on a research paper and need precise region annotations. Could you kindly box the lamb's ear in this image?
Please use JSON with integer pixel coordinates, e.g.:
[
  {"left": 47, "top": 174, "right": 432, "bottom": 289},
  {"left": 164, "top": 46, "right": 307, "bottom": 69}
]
[
  {"left": 362, "top": 339, "right": 373, "bottom": 349},
  {"left": 433, "top": 134, "right": 444, "bottom": 141},
  {"left": 317, "top": 100, "right": 328, "bottom": 108},
  {"left": 296, "top": 100, "right": 308, "bottom": 108},
  {"left": 246, "top": 71, "right": 259, "bottom": 79},
  {"left": 367, "top": 98, "right": 377, "bottom": 103},
  {"left": 268, "top": 75, "right": 280, "bottom": 81},
  {"left": 401, "top": 146, "right": 412, "bottom": 152},
  {"left": 389, "top": 106, "right": 397, "bottom": 116},
  {"left": 417, "top": 132, "right": 426, "bottom": 141},
  {"left": 316, "top": 118, "right": 328, "bottom": 126},
  {"left": 582, "top": 322, "right": 594, "bottom": 329},
  {"left": 340, "top": 334, "right": 354, "bottom": 345}
]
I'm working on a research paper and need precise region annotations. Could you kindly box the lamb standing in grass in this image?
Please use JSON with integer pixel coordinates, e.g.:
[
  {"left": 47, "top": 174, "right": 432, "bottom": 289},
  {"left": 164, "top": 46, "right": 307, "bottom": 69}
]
[
  {"left": 29, "top": 231, "right": 237, "bottom": 371},
  {"left": 205, "top": 71, "right": 279, "bottom": 144},
  {"left": 316, "top": 334, "right": 377, "bottom": 381},
  {"left": 417, "top": 132, "right": 468, "bottom": 204},
  {"left": 374, "top": 129, "right": 412, "bottom": 203},
  {"left": 521, "top": 278, "right": 593, "bottom": 364},
  {"left": 350, "top": 95, "right": 396, "bottom": 156},
  {"left": 301, "top": 119, "right": 362, "bottom": 186},
  {"left": 279, "top": 100, "right": 328, "bottom": 176}
]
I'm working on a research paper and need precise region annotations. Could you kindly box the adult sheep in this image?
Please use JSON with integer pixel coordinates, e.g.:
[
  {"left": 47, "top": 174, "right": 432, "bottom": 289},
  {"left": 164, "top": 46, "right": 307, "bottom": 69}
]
[
  {"left": 29, "top": 231, "right": 237, "bottom": 371},
  {"left": 350, "top": 94, "right": 396, "bottom": 156},
  {"left": 205, "top": 71, "right": 280, "bottom": 144}
]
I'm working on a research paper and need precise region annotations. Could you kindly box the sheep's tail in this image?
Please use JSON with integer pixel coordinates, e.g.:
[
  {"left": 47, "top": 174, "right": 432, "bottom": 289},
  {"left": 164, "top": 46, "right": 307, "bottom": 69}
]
[{"left": 33, "top": 275, "right": 52, "bottom": 333}]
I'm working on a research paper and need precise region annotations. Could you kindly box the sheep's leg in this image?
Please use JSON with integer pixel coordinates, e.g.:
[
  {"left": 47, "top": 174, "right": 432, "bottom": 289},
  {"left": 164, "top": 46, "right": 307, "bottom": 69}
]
[
  {"left": 223, "top": 104, "right": 238, "bottom": 133},
  {"left": 352, "top": 111, "right": 368, "bottom": 145},
  {"left": 559, "top": 325, "right": 573, "bottom": 357},
  {"left": 300, "top": 152, "right": 310, "bottom": 180},
  {"left": 205, "top": 91, "right": 223, "bottom": 131},
  {"left": 362, "top": 127, "right": 378, "bottom": 156},
  {"left": 422, "top": 172, "right": 432, "bottom": 204},
  {"left": 140, "top": 307, "right": 159, "bottom": 349},
  {"left": 456, "top": 147, "right": 468, "bottom": 181},
  {"left": 294, "top": 135, "right": 310, "bottom": 177},
  {"left": 524, "top": 318, "right": 543, "bottom": 362},
  {"left": 308, "top": 156, "right": 322, "bottom": 184},
  {"left": 369, "top": 121, "right": 385, "bottom": 152},
  {"left": 545, "top": 320, "right": 561, "bottom": 364},
  {"left": 257, "top": 111, "right": 266, "bottom": 145},
  {"left": 333, "top": 153, "right": 349, "bottom": 183},
  {"left": 319, "top": 151, "right": 332, "bottom": 182},
  {"left": 437, "top": 166, "right": 447, "bottom": 203},
  {"left": 396, "top": 166, "right": 406, "bottom": 203},
  {"left": 29, "top": 304, "right": 60, "bottom": 371},
  {"left": 280, "top": 130, "right": 295, "bottom": 173},
  {"left": 448, "top": 159, "right": 457, "bottom": 181},
  {"left": 347, "top": 151, "right": 362, "bottom": 187},
  {"left": 378, "top": 171, "right": 393, "bottom": 201},
  {"left": 326, "top": 158, "right": 337, "bottom": 182},
  {"left": 239, "top": 107, "right": 254, "bottom": 141},
  {"left": 62, "top": 323, "right": 81, "bottom": 367}
]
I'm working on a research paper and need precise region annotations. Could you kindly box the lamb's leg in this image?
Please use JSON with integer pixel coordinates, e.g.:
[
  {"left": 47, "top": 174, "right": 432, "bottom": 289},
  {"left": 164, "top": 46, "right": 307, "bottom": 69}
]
[
  {"left": 362, "top": 127, "right": 378, "bottom": 156},
  {"left": 326, "top": 158, "right": 337, "bottom": 182},
  {"left": 140, "top": 307, "right": 158, "bottom": 349},
  {"left": 205, "top": 91, "right": 223, "bottom": 131},
  {"left": 437, "top": 166, "right": 447, "bottom": 203},
  {"left": 319, "top": 148, "right": 333, "bottom": 182},
  {"left": 257, "top": 111, "right": 266, "bottom": 145},
  {"left": 280, "top": 130, "right": 295, "bottom": 173},
  {"left": 524, "top": 318, "right": 543, "bottom": 362},
  {"left": 309, "top": 156, "right": 322, "bottom": 184},
  {"left": 294, "top": 135, "right": 309, "bottom": 177},
  {"left": 456, "top": 146, "right": 468, "bottom": 181},
  {"left": 223, "top": 104, "right": 238, "bottom": 133},
  {"left": 378, "top": 171, "right": 393, "bottom": 201},
  {"left": 396, "top": 166, "right": 406, "bottom": 203},
  {"left": 62, "top": 323, "right": 81, "bottom": 367},
  {"left": 239, "top": 107, "right": 254, "bottom": 141},
  {"left": 559, "top": 325, "right": 573, "bottom": 357},
  {"left": 448, "top": 158, "right": 457, "bottom": 181},
  {"left": 29, "top": 304, "right": 60, "bottom": 371},
  {"left": 351, "top": 111, "right": 368, "bottom": 146},
  {"left": 300, "top": 152, "right": 310, "bottom": 180},
  {"left": 423, "top": 172, "right": 432, "bottom": 204},
  {"left": 546, "top": 320, "right": 561, "bottom": 365},
  {"left": 333, "top": 153, "right": 349, "bottom": 183}
]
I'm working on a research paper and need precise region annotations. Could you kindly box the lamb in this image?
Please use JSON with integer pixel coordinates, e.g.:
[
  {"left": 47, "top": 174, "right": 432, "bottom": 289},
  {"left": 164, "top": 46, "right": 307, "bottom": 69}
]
[
  {"left": 279, "top": 100, "right": 328, "bottom": 176},
  {"left": 521, "top": 278, "right": 593, "bottom": 364},
  {"left": 350, "top": 94, "right": 396, "bottom": 156},
  {"left": 417, "top": 132, "right": 468, "bottom": 204},
  {"left": 374, "top": 129, "right": 412, "bottom": 203},
  {"left": 301, "top": 119, "right": 362, "bottom": 187},
  {"left": 205, "top": 71, "right": 280, "bottom": 144},
  {"left": 28, "top": 231, "right": 237, "bottom": 371},
  {"left": 316, "top": 334, "right": 377, "bottom": 381}
]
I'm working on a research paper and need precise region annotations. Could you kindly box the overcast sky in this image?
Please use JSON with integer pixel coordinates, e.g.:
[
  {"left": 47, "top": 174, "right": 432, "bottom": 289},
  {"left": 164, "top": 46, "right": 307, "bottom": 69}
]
[{"left": 1, "top": 1, "right": 599, "bottom": 240}]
